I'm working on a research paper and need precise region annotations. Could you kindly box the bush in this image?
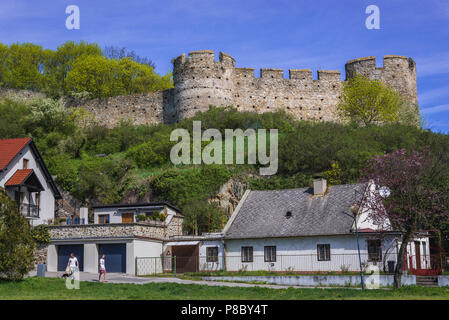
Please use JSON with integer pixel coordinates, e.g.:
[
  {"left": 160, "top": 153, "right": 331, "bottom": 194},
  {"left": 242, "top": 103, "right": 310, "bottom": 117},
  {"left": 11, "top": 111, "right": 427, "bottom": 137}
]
[
  {"left": 31, "top": 225, "right": 50, "bottom": 244},
  {"left": 0, "top": 188, "right": 36, "bottom": 280}
]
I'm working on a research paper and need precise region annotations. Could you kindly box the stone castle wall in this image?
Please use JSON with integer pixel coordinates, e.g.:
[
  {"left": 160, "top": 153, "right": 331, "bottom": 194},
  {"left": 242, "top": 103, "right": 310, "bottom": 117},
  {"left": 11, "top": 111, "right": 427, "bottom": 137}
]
[{"left": 6, "top": 51, "right": 415, "bottom": 127}]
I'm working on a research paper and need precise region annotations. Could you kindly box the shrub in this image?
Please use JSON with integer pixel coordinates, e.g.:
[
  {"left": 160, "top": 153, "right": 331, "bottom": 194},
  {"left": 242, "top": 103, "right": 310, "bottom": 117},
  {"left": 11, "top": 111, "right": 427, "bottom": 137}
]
[
  {"left": 31, "top": 225, "right": 50, "bottom": 244},
  {"left": 0, "top": 188, "right": 36, "bottom": 280}
]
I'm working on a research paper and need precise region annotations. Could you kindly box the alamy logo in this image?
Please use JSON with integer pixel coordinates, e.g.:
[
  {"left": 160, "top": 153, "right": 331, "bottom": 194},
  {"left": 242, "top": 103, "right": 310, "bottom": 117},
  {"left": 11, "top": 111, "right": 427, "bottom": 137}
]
[
  {"left": 65, "top": 271, "right": 80, "bottom": 290},
  {"left": 365, "top": 5, "right": 380, "bottom": 30},
  {"left": 66, "top": 5, "right": 80, "bottom": 30},
  {"left": 170, "top": 121, "right": 278, "bottom": 175}
]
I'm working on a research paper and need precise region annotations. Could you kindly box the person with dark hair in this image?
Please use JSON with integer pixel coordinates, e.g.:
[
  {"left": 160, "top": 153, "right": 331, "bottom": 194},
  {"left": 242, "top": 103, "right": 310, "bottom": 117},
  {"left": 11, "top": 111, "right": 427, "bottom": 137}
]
[
  {"left": 98, "top": 254, "right": 107, "bottom": 282},
  {"left": 67, "top": 253, "right": 79, "bottom": 280}
]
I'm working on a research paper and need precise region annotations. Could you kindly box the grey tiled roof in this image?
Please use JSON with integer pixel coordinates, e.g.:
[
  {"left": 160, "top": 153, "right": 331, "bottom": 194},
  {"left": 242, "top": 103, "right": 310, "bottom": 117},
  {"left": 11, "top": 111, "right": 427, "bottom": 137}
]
[{"left": 224, "top": 183, "right": 367, "bottom": 239}]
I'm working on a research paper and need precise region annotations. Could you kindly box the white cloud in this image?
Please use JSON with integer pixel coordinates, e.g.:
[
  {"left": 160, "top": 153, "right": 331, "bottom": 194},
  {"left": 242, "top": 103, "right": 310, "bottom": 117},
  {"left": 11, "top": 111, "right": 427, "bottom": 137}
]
[
  {"left": 420, "top": 104, "right": 449, "bottom": 115},
  {"left": 418, "top": 85, "right": 449, "bottom": 105},
  {"left": 416, "top": 53, "right": 449, "bottom": 77}
]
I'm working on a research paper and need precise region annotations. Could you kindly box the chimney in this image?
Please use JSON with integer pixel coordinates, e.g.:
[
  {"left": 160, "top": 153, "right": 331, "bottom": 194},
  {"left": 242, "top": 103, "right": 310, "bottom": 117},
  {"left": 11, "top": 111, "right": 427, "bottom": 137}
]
[
  {"left": 80, "top": 207, "right": 89, "bottom": 224},
  {"left": 313, "top": 178, "right": 327, "bottom": 195}
]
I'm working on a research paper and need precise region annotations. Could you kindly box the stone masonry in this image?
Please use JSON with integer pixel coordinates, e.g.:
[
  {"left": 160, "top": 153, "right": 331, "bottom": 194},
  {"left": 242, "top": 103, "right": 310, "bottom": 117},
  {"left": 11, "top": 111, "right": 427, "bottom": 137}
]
[
  {"left": 77, "top": 50, "right": 418, "bottom": 127},
  {"left": 48, "top": 216, "right": 184, "bottom": 241}
]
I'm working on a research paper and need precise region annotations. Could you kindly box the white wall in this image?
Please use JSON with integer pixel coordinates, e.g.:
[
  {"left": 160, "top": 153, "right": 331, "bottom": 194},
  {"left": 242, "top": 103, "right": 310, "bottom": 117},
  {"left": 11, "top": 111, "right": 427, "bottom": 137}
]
[
  {"left": 93, "top": 205, "right": 177, "bottom": 224},
  {"left": 0, "top": 144, "right": 56, "bottom": 226},
  {"left": 199, "top": 240, "right": 224, "bottom": 271},
  {"left": 83, "top": 243, "right": 99, "bottom": 273},
  {"left": 126, "top": 240, "right": 162, "bottom": 275},
  {"left": 47, "top": 244, "right": 57, "bottom": 272},
  {"left": 224, "top": 235, "right": 399, "bottom": 272}
]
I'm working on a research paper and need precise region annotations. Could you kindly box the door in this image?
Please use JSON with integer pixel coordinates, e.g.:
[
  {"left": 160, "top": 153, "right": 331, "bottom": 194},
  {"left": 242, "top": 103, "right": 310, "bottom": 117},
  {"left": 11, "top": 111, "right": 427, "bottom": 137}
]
[
  {"left": 172, "top": 245, "right": 199, "bottom": 273},
  {"left": 121, "top": 212, "right": 134, "bottom": 223},
  {"left": 57, "top": 244, "right": 84, "bottom": 271},
  {"left": 415, "top": 241, "right": 421, "bottom": 269},
  {"left": 98, "top": 244, "right": 126, "bottom": 273}
]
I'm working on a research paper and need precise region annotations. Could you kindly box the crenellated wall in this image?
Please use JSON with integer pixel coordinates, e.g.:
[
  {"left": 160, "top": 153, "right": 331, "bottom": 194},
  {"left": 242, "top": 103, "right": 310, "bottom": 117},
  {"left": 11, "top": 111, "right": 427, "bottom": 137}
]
[{"left": 65, "top": 50, "right": 418, "bottom": 127}]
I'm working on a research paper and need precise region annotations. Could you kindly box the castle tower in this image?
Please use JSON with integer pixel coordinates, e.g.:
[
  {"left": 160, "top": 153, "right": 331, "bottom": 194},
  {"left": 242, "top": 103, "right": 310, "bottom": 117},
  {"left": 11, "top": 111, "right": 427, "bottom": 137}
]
[
  {"left": 173, "top": 50, "right": 235, "bottom": 119},
  {"left": 345, "top": 55, "right": 418, "bottom": 105}
]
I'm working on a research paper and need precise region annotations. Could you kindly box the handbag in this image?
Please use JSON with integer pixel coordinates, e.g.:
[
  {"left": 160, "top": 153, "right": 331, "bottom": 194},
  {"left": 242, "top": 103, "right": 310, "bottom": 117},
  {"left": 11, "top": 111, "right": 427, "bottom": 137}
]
[{"left": 66, "top": 266, "right": 71, "bottom": 274}]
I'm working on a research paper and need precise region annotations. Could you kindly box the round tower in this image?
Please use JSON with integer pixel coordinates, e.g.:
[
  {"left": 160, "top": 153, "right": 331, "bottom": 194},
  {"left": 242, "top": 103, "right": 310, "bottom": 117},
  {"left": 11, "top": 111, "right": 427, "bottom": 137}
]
[
  {"left": 173, "top": 50, "right": 235, "bottom": 120},
  {"left": 345, "top": 55, "right": 417, "bottom": 106}
]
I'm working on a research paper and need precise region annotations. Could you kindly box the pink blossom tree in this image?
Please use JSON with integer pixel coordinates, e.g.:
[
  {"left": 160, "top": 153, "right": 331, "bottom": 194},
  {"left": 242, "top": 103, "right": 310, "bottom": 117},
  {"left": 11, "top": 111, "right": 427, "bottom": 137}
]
[{"left": 363, "top": 148, "right": 449, "bottom": 288}]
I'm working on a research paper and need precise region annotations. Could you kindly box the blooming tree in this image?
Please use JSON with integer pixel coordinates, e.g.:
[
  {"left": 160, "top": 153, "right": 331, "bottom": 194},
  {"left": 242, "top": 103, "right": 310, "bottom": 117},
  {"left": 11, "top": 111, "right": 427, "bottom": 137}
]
[{"left": 363, "top": 148, "right": 449, "bottom": 288}]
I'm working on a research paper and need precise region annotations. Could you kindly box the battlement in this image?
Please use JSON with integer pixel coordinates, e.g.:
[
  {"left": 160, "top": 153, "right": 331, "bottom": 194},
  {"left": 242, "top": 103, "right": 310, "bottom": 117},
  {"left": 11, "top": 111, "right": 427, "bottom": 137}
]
[
  {"left": 260, "top": 68, "right": 284, "bottom": 79},
  {"left": 345, "top": 55, "right": 416, "bottom": 80},
  {"left": 76, "top": 51, "right": 419, "bottom": 127},
  {"left": 174, "top": 50, "right": 236, "bottom": 72},
  {"left": 317, "top": 70, "right": 341, "bottom": 81}
]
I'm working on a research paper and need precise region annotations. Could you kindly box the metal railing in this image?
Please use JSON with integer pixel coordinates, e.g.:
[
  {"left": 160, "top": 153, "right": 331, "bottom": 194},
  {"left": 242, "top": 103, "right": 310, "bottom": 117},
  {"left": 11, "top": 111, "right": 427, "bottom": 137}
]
[
  {"left": 136, "top": 253, "right": 398, "bottom": 275},
  {"left": 136, "top": 256, "right": 177, "bottom": 275},
  {"left": 136, "top": 252, "right": 448, "bottom": 276},
  {"left": 19, "top": 203, "right": 40, "bottom": 218}
]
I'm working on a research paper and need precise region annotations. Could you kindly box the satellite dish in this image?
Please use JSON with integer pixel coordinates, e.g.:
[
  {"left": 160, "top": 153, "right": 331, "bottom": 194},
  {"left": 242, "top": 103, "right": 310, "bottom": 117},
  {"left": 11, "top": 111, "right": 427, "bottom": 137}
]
[{"left": 379, "top": 186, "right": 391, "bottom": 198}]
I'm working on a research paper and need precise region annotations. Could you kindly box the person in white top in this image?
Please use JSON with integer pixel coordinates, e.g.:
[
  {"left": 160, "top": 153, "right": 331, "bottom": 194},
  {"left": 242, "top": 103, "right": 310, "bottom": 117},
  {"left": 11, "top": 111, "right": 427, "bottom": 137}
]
[
  {"left": 98, "top": 254, "right": 107, "bottom": 282},
  {"left": 67, "top": 253, "right": 79, "bottom": 280}
]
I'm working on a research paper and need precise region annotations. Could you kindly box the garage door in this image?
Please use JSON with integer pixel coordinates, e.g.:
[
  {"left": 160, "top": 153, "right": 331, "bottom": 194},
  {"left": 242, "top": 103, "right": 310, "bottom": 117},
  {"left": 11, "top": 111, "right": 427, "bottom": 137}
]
[
  {"left": 98, "top": 244, "right": 126, "bottom": 273},
  {"left": 57, "top": 245, "right": 84, "bottom": 271}
]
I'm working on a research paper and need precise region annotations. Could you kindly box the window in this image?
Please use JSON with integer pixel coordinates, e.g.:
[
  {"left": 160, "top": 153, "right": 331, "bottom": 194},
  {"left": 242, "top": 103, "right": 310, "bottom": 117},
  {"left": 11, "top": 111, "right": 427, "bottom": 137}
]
[
  {"left": 98, "top": 215, "right": 110, "bottom": 224},
  {"left": 241, "top": 247, "right": 253, "bottom": 262},
  {"left": 121, "top": 212, "right": 134, "bottom": 223},
  {"left": 35, "top": 193, "right": 40, "bottom": 208},
  {"left": 206, "top": 247, "right": 219, "bottom": 262},
  {"left": 367, "top": 240, "right": 382, "bottom": 261},
  {"left": 264, "top": 246, "right": 276, "bottom": 262},
  {"left": 23, "top": 159, "right": 29, "bottom": 169},
  {"left": 317, "top": 244, "right": 331, "bottom": 261}
]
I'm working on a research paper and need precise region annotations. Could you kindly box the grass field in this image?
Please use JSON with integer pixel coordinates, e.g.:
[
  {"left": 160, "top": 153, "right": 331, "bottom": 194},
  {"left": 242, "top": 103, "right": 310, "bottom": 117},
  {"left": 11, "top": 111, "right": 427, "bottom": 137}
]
[{"left": 1, "top": 277, "right": 449, "bottom": 300}]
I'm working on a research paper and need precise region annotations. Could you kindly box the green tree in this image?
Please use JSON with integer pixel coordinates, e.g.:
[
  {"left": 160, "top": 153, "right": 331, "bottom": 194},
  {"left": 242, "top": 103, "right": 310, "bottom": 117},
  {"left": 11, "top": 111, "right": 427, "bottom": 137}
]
[
  {"left": 0, "top": 43, "right": 11, "bottom": 87},
  {"left": 0, "top": 98, "right": 31, "bottom": 139},
  {"left": 2, "top": 43, "right": 44, "bottom": 90},
  {"left": 182, "top": 201, "right": 226, "bottom": 235},
  {"left": 42, "top": 41, "right": 103, "bottom": 97},
  {"left": 337, "top": 75, "right": 405, "bottom": 126},
  {"left": 0, "top": 187, "right": 36, "bottom": 280},
  {"left": 65, "top": 55, "right": 124, "bottom": 98}
]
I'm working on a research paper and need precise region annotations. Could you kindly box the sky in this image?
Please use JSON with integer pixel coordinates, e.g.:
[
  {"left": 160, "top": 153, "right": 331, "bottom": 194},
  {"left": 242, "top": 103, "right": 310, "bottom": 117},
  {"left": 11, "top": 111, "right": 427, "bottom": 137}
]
[{"left": 0, "top": 0, "right": 448, "bottom": 132}]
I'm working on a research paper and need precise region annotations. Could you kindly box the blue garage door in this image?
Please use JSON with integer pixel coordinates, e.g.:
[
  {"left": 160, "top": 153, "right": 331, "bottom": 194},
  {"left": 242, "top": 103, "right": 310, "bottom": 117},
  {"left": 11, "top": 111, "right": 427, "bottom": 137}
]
[
  {"left": 98, "top": 244, "right": 126, "bottom": 273},
  {"left": 58, "top": 245, "right": 84, "bottom": 271}
]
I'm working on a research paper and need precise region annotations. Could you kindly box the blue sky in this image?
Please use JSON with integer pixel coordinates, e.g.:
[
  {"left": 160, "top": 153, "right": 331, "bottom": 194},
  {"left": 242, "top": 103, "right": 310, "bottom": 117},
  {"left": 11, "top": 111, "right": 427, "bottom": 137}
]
[{"left": 0, "top": 0, "right": 448, "bottom": 132}]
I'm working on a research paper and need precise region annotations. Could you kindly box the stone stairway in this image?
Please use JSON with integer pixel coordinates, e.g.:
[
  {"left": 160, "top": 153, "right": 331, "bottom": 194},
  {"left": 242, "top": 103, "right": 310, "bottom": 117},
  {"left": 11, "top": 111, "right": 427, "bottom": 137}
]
[{"left": 416, "top": 276, "right": 439, "bottom": 287}]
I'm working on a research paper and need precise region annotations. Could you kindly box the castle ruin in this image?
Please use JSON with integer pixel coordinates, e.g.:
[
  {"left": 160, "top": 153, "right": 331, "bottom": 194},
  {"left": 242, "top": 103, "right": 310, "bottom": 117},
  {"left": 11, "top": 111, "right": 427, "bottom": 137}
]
[{"left": 79, "top": 50, "right": 418, "bottom": 127}]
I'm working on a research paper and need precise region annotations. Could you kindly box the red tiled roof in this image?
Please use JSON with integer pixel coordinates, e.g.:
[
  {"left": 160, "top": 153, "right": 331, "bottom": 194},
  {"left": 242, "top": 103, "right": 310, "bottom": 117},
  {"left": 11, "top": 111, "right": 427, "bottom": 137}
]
[
  {"left": 5, "top": 169, "right": 34, "bottom": 186},
  {"left": 0, "top": 138, "right": 32, "bottom": 171}
]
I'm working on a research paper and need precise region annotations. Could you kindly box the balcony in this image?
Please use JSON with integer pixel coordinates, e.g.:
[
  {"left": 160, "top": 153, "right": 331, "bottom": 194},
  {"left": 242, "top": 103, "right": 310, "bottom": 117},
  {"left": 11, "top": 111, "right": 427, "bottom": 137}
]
[{"left": 19, "top": 203, "right": 40, "bottom": 218}]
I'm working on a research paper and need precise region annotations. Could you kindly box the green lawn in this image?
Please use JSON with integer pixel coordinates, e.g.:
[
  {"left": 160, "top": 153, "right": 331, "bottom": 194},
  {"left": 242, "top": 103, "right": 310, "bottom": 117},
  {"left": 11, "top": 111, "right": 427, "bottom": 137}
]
[{"left": 1, "top": 277, "right": 449, "bottom": 300}]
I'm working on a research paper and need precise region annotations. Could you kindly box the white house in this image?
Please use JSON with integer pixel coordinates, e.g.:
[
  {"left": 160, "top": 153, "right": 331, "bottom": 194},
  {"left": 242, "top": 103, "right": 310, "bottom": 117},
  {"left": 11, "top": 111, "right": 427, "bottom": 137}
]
[
  {"left": 46, "top": 202, "right": 184, "bottom": 274},
  {"left": 160, "top": 179, "right": 432, "bottom": 275},
  {"left": 92, "top": 202, "right": 181, "bottom": 224},
  {"left": 0, "top": 137, "right": 61, "bottom": 226},
  {"left": 218, "top": 179, "right": 431, "bottom": 273}
]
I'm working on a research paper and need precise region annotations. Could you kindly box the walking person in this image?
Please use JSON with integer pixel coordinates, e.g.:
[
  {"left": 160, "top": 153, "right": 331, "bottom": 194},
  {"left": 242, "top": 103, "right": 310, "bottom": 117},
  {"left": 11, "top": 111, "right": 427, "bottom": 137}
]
[
  {"left": 67, "top": 253, "right": 79, "bottom": 280},
  {"left": 99, "top": 254, "right": 107, "bottom": 282}
]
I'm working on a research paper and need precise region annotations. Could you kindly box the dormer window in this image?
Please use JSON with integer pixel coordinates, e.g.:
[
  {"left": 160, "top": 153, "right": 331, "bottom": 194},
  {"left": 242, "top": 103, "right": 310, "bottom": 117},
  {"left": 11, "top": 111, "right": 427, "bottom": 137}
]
[{"left": 23, "top": 159, "right": 29, "bottom": 169}]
